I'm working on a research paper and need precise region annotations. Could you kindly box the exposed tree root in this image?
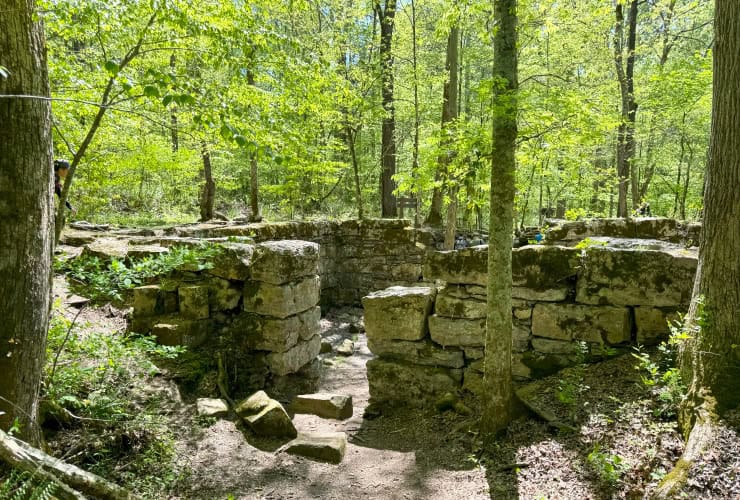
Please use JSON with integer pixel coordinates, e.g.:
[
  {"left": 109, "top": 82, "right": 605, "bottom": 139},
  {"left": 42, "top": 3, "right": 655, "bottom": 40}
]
[{"left": 0, "top": 428, "right": 135, "bottom": 500}]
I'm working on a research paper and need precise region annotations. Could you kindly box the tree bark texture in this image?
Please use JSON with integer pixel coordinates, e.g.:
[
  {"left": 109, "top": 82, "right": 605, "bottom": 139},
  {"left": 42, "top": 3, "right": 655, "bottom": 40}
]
[
  {"left": 428, "top": 25, "right": 460, "bottom": 230},
  {"left": 481, "top": 0, "right": 517, "bottom": 437},
  {"left": 199, "top": 143, "right": 215, "bottom": 221},
  {"left": 0, "top": 0, "right": 54, "bottom": 447},
  {"left": 247, "top": 68, "right": 261, "bottom": 222},
  {"left": 679, "top": 0, "right": 740, "bottom": 423},
  {"left": 376, "top": 0, "right": 398, "bottom": 218},
  {"left": 614, "top": 1, "right": 638, "bottom": 217}
]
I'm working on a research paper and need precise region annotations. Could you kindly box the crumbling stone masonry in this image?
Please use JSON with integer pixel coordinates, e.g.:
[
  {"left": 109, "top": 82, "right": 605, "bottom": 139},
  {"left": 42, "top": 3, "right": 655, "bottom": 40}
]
[{"left": 364, "top": 242, "right": 697, "bottom": 408}]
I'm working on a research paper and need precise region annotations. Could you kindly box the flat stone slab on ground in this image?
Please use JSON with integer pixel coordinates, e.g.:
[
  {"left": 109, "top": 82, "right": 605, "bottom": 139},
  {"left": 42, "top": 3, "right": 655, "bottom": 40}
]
[
  {"left": 196, "top": 398, "right": 229, "bottom": 418},
  {"left": 235, "top": 391, "right": 297, "bottom": 439},
  {"left": 281, "top": 431, "right": 347, "bottom": 464},
  {"left": 290, "top": 393, "right": 353, "bottom": 420},
  {"left": 336, "top": 339, "right": 355, "bottom": 356}
]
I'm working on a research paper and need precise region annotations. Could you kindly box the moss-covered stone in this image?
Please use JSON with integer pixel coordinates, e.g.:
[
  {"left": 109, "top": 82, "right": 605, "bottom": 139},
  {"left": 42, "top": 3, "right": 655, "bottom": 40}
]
[
  {"left": 178, "top": 285, "right": 210, "bottom": 320},
  {"left": 232, "top": 306, "right": 321, "bottom": 352},
  {"left": 265, "top": 334, "right": 321, "bottom": 376},
  {"left": 362, "top": 286, "right": 435, "bottom": 341},
  {"left": 532, "top": 303, "right": 631, "bottom": 344},
  {"left": 424, "top": 246, "right": 488, "bottom": 285},
  {"left": 367, "top": 338, "right": 465, "bottom": 368},
  {"left": 251, "top": 240, "right": 320, "bottom": 285},
  {"left": 428, "top": 315, "right": 486, "bottom": 347},
  {"left": 512, "top": 245, "right": 580, "bottom": 301},
  {"left": 366, "top": 359, "right": 461, "bottom": 408},
  {"left": 435, "top": 287, "right": 487, "bottom": 319},
  {"left": 208, "top": 242, "right": 254, "bottom": 281},
  {"left": 243, "top": 275, "right": 320, "bottom": 318},
  {"left": 235, "top": 390, "right": 297, "bottom": 438},
  {"left": 635, "top": 307, "right": 681, "bottom": 345}
]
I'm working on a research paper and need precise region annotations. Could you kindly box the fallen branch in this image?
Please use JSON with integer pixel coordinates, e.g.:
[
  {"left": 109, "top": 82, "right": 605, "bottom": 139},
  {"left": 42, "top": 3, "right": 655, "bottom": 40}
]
[{"left": 0, "top": 428, "right": 135, "bottom": 499}]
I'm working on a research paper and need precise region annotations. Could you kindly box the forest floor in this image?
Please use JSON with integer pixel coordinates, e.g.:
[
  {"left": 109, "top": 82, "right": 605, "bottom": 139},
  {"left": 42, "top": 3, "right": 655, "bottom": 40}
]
[{"left": 47, "top": 277, "right": 740, "bottom": 500}]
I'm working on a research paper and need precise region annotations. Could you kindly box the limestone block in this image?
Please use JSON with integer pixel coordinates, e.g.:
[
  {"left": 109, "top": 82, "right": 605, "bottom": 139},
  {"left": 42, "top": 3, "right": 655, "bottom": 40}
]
[
  {"left": 576, "top": 247, "right": 697, "bottom": 307},
  {"left": 531, "top": 337, "right": 578, "bottom": 354},
  {"left": 290, "top": 394, "right": 353, "bottom": 420},
  {"left": 424, "top": 246, "right": 488, "bottom": 285},
  {"left": 512, "top": 353, "right": 532, "bottom": 380},
  {"left": 512, "top": 245, "right": 580, "bottom": 301},
  {"left": 513, "top": 323, "right": 531, "bottom": 352},
  {"left": 133, "top": 285, "right": 162, "bottom": 317},
  {"left": 366, "top": 359, "right": 461, "bottom": 407},
  {"left": 367, "top": 338, "right": 465, "bottom": 369},
  {"left": 435, "top": 289, "right": 487, "bottom": 319},
  {"left": 429, "top": 315, "right": 486, "bottom": 347},
  {"left": 513, "top": 304, "right": 532, "bottom": 320},
  {"left": 442, "top": 284, "right": 488, "bottom": 300},
  {"left": 336, "top": 339, "right": 355, "bottom": 356},
  {"left": 532, "top": 303, "right": 631, "bottom": 345},
  {"left": 362, "top": 286, "right": 435, "bottom": 341},
  {"left": 82, "top": 238, "right": 128, "bottom": 261},
  {"left": 266, "top": 334, "right": 321, "bottom": 376},
  {"left": 179, "top": 286, "right": 210, "bottom": 320},
  {"left": 281, "top": 432, "right": 347, "bottom": 464},
  {"left": 251, "top": 240, "right": 320, "bottom": 285},
  {"left": 520, "top": 350, "right": 578, "bottom": 379},
  {"left": 635, "top": 307, "right": 681, "bottom": 345},
  {"left": 196, "top": 398, "right": 229, "bottom": 418},
  {"left": 462, "top": 369, "right": 485, "bottom": 396},
  {"left": 208, "top": 243, "right": 254, "bottom": 281},
  {"left": 60, "top": 229, "right": 98, "bottom": 247},
  {"left": 236, "top": 306, "right": 321, "bottom": 352},
  {"left": 235, "top": 391, "right": 297, "bottom": 438},
  {"left": 151, "top": 318, "right": 211, "bottom": 347},
  {"left": 464, "top": 348, "right": 485, "bottom": 360},
  {"left": 126, "top": 244, "right": 169, "bottom": 259},
  {"left": 207, "top": 277, "right": 242, "bottom": 311},
  {"left": 244, "top": 275, "right": 320, "bottom": 319},
  {"left": 634, "top": 218, "right": 680, "bottom": 241}
]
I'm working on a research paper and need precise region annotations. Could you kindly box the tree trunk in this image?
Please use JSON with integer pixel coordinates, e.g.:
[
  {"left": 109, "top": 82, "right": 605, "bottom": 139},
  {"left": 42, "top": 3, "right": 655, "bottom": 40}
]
[
  {"left": 428, "top": 25, "right": 460, "bottom": 230},
  {"left": 247, "top": 68, "right": 261, "bottom": 222},
  {"left": 199, "top": 142, "right": 215, "bottom": 221},
  {"left": 0, "top": 0, "right": 54, "bottom": 447},
  {"left": 614, "top": 1, "right": 639, "bottom": 217},
  {"left": 658, "top": 2, "right": 740, "bottom": 494},
  {"left": 169, "top": 53, "right": 179, "bottom": 152},
  {"left": 481, "top": 0, "right": 517, "bottom": 438},
  {"left": 410, "top": 0, "right": 420, "bottom": 219},
  {"left": 347, "top": 128, "right": 365, "bottom": 219},
  {"left": 376, "top": 0, "right": 398, "bottom": 218}
]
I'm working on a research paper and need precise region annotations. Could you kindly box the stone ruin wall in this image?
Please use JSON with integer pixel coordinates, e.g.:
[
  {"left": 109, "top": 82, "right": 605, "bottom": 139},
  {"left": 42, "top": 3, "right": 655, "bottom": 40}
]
[{"left": 364, "top": 241, "right": 698, "bottom": 408}]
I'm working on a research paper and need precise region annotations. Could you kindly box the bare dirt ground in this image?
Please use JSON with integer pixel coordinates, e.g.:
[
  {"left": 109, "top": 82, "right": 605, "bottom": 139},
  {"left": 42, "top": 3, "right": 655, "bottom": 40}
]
[{"left": 49, "top": 280, "right": 740, "bottom": 500}]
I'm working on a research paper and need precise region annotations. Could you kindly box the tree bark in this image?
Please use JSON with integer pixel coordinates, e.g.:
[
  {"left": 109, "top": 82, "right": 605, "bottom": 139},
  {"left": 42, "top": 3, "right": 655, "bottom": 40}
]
[
  {"left": 659, "top": 1, "right": 740, "bottom": 493},
  {"left": 375, "top": 0, "right": 398, "bottom": 218},
  {"left": 199, "top": 142, "right": 215, "bottom": 221},
  {"left": 614, "top": 1, "right": 639, "bottom": 217},
  {"left": 0, "top": 0, "right": 54, "bottom": 447},
  {"left": 247, "top": 68, "right": 261, "bottom": 222},
  {"left": 481, "top": 0, "right": 517, "bottom": 438},
  {"left": 169, "top": 53, "right": 179, "bottom": 152}
]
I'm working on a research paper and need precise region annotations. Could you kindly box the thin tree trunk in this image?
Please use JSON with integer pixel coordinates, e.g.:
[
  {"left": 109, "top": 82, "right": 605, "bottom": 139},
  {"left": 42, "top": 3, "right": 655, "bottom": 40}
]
[
  {"left": 613, "top": 1, "right": 638, "bottom": 217},
  {"left": 375, "top": 0, "right": 398, "bottom": 218},
  {"left": 680, "top": 144, "right": 693, "bottom": 221},
  {"left": 246, "top": 68, "right": 261, "bottom": 222},
  {"left": 0, "top": 0, "right": 54, "bottom": 447},
  {"left": 199, "top": 142, "right": 215, "bottom": 221},
  {"left": 410, "top": 0, "right": 420, "bottom": 216},
  {"left": 481, "top": 0, "right": 517, "bottom": 438},
  {"left": 347, "top": 128, "right": 364, "bottom": 219},
  {"left": 169, "top": 53, "right": 179, "bottom": 152}
]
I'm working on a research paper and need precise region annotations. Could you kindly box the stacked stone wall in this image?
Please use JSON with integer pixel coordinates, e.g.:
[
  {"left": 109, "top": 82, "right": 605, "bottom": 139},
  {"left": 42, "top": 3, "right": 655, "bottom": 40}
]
[{"left": 364, "top": 243, "right": 698, "bottom": 407}]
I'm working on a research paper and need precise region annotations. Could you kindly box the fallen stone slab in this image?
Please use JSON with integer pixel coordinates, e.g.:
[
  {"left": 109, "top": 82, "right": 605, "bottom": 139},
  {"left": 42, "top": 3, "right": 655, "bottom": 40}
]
[
  {"left": 290, "top": 393, "right": 353, "bottom": 420},
  {"left": 235, "top": 391, "right": 297, "bottom": 439},
  {"left": 281, "top": 431, "right": 347, "bottom": 464},
  {"left": 336, "top": 339, "right": 354, "bottom": 356},
  {"left": 196, "top": 398, "right": 229, "bottom": 418}
]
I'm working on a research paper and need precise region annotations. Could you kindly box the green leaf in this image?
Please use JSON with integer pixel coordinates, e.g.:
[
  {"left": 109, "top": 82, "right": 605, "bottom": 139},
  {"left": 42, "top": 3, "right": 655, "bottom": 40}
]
[
  {"left": 104, "top": 60, "right": 120, "bottom": 75},
  {"left": 162, "top": 94, "right": 174, "bottom": 106},
  {"left": 234, "top": 135, "right": 247, "bottom": 146},
  {"left": 219, "top": 124, "right": 232, "bottom": 140},
  {"left": 143, "top": 85, "right": 160, "bottom": 98}
]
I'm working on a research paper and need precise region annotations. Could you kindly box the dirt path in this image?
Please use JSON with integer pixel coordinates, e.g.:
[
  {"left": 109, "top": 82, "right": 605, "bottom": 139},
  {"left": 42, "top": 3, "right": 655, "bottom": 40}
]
[{"left": 175, "top": 308, "right": 490, "bottom": 499}]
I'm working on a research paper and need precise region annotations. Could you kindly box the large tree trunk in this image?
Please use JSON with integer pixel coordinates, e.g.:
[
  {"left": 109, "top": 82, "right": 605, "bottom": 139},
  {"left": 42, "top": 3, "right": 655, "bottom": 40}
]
[
  {"left": 0, "top": 0, "right": 54, "bottom": 447},
  {"left": 481, "top": 0, "right": 517, "bottom": 437},
  {"left": 247, "top": 68, "right": 261, "bottom": 222},
  {"left": 199, "top": 142, "right": 215, "bottom": 221},
  {"left": 376, "top": 0, "right": 397, "bottom": 218},
  {"left": 614, "top": 1, "right": 639, "bottom": 217},
  {"left": 657, "top": 2, "right": 740, "bottom": 494}
]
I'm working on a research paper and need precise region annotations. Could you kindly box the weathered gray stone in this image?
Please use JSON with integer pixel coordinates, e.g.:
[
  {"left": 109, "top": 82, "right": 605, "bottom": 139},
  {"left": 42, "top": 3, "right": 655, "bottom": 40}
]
[
  {"left": 362, "top": 286, "right": 436, "bottom": 341},
  {"left": 531, "top": 337, "right": 578, "bottom": 354},
  {"left": 290, "top": 393, "right": 353, "bottom": 420},
  {"left": 244, "top": 275, "right": 320, "bottom": 318},
  {"left": 208, "top": 243, "right": 254, "bottom": 281},
  {"left": 532, "top": 303, "right": 631, "bottom": 344},
  {"left": 367, "top": 338, "right": 465, "bottom": 368},
  {"left": 635, "top": 307, "right": 681, "bottom": 345},
  {"left": 196, "top": 398, "right": 229, "bottom": 418},
  {"left": 82, "top": 238, "right": 128, "bottom": 261},
  {"left": 133, "top": 285, "right": 161, "bottom": 317},
  {"left": 435, "top": 289, "right": 487, "bottom": 319},
  {"left": 336, "top": 339, "right": 355, "bottom": 356},
  {"left": 126, "top": 244, "right": 169, "bottom": 259},
  {"left": 512, "top": 245, "right": 580, "bottom": 301},
  {"left": 464, "top": 348, "right": 485, "bottom": 360},
  {"left": 281, "top": 432, "right": 347, "bottom": 464},
  {"left": 236, "top": 391, "right": 297, "bottom": 438},
  {"left": 512, "top": 353, "right": 532, "bottom": 379},
  {"left": 428, "top": 315, "right": 486, "bottom": 347},
  {"left": 513, "top": 323, "right": 531, "bottom": 352},
  {"left": 520, "top": 350, "right": 579, "bottom": 378},
  {"left": 462, "top": 369, "right": 484, "bottom": 396},
  {"left": 513, "top": 305, "right": 532, "bottom": 320},
  {"left": 266, "top": 334, "right": 321, "bottom": 376},
  {"left": 236, "top": 307, "right": 321, "bottom": 352},
  {"left": 424, "top": 246, "right": 488, "bottom": 285},
  {"left": 60, "top": 229, "right": 98, "bottom": 246},
  {"left": 179, "top": 286, "right": 210, "bottom": 320},
  {"left": 441, "top": 284, "right": 488, "bottom": 300},
  {"left": 151, "top": 318, "right": 211, "bottom": 347},
  {"left": 576, "top": 247, "right": 697, "bottom": 307},
  {"left": 251, "top": 240, "right": 320, "bottom": 285},
  {"left": 366, "top": 359, "right": 461, "bottom": 407},
  {"left": 207, "top": 277, "right": 242, "bottom": 311}
]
